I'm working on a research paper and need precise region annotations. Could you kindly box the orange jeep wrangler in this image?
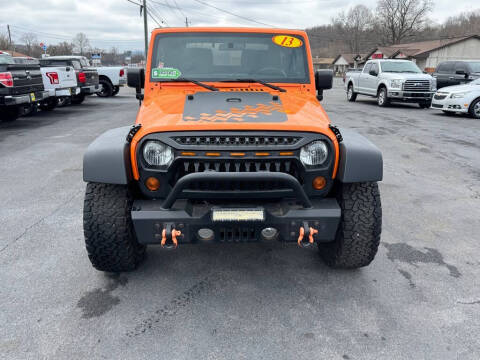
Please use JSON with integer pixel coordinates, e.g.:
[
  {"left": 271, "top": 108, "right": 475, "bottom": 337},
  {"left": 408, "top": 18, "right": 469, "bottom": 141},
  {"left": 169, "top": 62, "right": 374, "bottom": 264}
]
[{"left": 83, "top": 28, "right": 383, "bottom": 272}]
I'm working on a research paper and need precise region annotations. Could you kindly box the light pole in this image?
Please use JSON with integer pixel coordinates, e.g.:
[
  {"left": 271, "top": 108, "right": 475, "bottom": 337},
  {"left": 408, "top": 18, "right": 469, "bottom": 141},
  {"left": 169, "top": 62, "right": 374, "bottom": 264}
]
[{"left": 143, "top": 0, "right": 148, "bottom": 57}]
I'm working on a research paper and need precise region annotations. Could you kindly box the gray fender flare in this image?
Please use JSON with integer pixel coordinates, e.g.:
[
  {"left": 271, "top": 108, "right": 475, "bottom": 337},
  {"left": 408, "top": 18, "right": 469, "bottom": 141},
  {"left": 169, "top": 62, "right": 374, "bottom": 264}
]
[
  {"left": 336, "top": 128, "right": 383, "bottom": 183},
  {"left": 83, "top": 126, "right": 132, "bottom": 184}
]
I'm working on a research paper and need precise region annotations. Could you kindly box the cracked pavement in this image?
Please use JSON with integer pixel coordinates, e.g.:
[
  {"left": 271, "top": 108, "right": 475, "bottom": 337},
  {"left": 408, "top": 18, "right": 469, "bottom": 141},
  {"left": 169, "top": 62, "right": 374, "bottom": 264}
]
[{"left": 1, "top": 83, "right": 479, "bottom": 359}]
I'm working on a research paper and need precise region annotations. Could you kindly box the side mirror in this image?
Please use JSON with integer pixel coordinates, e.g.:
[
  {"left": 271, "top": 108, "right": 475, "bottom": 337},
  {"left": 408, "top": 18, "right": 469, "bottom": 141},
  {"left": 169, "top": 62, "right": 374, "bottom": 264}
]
[
  {"left": 369, "top": 69, "right": 378, "bottom": 76},
  {"left": 127, "top": 68, "right": 145, "bottom": 102},
  {"left": 315, "top": 70, "right": 333, "bottom": 101}
]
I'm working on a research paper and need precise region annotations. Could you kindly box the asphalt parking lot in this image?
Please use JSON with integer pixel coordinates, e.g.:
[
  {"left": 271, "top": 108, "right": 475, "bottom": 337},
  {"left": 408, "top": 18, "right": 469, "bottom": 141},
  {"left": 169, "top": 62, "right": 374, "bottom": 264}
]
[{"left": 1, "top": 80, "right": 479, "bottom": 359}]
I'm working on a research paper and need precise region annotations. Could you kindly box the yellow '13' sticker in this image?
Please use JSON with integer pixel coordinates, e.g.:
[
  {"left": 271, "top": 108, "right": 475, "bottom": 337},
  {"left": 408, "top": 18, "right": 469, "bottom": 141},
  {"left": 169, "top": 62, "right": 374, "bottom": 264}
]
[{"left": 272, "top": 35, "right": 303, "bottom": 48}]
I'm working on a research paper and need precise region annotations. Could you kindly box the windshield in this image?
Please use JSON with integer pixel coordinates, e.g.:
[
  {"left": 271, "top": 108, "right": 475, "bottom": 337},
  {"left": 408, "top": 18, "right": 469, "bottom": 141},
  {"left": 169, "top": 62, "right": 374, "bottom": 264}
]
[
  {"left": 380, "top": 61, "right": 422, "bottom": 73},
  {"left": 469, "top": 62, "right": 480, "bottom": 73},
  {"left": 0, "top": 54, "right": 14, "bottom": 65},
  {"left": 151, "top": 32, "right": 309, "bottom": 83}
]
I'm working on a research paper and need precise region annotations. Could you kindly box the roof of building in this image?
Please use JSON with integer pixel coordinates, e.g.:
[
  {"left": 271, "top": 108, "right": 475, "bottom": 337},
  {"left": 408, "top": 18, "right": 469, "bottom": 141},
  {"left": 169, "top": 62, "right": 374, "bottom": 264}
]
[
  {"left": 332, "top": 53, "right": 367, "bottom": 65},
  {"left": 312, "top": 57, "right": 335, "bottom": 65}
]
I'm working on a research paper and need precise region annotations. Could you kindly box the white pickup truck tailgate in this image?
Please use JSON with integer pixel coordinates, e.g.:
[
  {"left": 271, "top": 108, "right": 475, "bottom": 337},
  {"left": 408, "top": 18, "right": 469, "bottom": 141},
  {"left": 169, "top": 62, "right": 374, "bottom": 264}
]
[{"left": 41, "top": 66, "right": 78, "bottom": 95}]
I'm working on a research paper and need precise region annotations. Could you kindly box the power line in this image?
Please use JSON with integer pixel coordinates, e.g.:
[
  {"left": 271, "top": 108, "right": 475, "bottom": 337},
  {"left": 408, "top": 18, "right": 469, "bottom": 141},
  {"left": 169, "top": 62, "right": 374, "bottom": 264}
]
[{"left": 190, "top": 0, "right": 275, "bottom": 27}]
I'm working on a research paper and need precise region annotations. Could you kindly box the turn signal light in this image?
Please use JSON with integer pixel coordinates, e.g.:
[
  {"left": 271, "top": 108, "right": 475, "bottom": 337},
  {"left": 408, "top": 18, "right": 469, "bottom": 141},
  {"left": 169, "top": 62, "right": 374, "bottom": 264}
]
[
  {"left": 205, "top": 152, "right": 221, "bottom": 157},
  {"left": 145, "top": 177, "right": 160, "bottom": 191},
  {"left": 0, "top": 72, "right": 13, "bottom": 87},
  {"left": 78, "top": 72, "right": 86, "bottom": 83},
  {"left": 255, "top": 152, "right": 270, "bottom": 156},
  {"left": 312, "top": 176, "right": 326, "bottom": 190},
  {"left": 181, "top": 152, "right": 196, "bottom": 156}
]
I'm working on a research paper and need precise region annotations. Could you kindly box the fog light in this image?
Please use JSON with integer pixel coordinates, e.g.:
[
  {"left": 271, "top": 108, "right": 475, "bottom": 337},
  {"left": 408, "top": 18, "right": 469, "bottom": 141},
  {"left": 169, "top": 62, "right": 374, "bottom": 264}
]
[
  {"left": 261, "top": 227, "right": 278, "bottom": 241},
  {"left": 145, "top": 177, "right": 160, "bottom": 191},
  {"left": 312, "top": 176, "right": 326, "bottom": 190},
  {"left": 198, "top": 228, "right": 214, "bottom": 241}
]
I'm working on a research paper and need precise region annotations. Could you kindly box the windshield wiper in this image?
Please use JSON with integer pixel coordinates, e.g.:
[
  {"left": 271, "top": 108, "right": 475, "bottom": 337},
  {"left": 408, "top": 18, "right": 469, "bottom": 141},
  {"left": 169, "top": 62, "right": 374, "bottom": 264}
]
[
  {"left": 168, "top": 78, "right": 219, "bottom": 91},
  {"left": 222, "top": 79, "right": 287, "bottom": 92}
]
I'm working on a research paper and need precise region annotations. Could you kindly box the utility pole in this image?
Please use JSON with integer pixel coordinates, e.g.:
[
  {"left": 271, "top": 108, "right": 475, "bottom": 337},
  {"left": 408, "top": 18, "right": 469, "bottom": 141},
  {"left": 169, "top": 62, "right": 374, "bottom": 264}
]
[
  {"left": 7, "top": 25, "right": 12, "bottom": 50},
  {"left": 143, "top": 0, "right": 148, "bottom": 57},
  {"left": 185, "top": 17, "right": 189, "bottom": 27}
]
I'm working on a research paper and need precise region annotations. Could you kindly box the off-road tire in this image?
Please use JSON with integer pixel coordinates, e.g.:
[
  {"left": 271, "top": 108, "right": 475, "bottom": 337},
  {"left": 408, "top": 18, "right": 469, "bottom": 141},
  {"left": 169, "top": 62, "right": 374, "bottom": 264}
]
[
  {"left": 83, "top": 182, "right": 146, "bottom": 272},
  {"left": 377, "top": 87, "right": 389, "bottom": 107},
  {"left": 40, "top": 98, "right": 57, "bottom": 111},
  {"left": 71, "top": 93, "right": 85, "bottom": 105},
  {"left": 468, "top": 98, "right": 480, "bottom": 119},
  {"left": 318, "top": 182, "right": 382, "bottom": 268},
  {"left": 0, "top": 106, "right": 20, "bottom": 122},
  {"left": 347, "top": 84, "right": 357, "bottom": 102},
  {"left": 97, "top": 79, "right": 113, "bottom": 97},
  {"left": 112, "top": 86, "right": 120, "bottom": 96}
]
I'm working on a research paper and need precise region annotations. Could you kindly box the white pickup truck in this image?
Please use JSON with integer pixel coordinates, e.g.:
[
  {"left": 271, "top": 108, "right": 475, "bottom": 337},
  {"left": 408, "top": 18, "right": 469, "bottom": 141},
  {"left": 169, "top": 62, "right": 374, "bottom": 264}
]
[
  {"left": 344, "top": 59, "right": 436, "bottom": 108},
  {"left": 94, "top": 66, "right": 126, "bottom": 97},
  {"left": 13, "top": 57, "right": 80, "bottom": 111}
]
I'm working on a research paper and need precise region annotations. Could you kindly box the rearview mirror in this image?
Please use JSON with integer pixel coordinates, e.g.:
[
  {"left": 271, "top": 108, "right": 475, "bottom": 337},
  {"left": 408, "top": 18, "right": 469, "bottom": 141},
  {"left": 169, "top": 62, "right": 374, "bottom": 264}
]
[
  {"left": 315, "top": 70, "right": 333, "bottom": 101},
  {"left": 127, "top": 68, "right": 145, "bottom": 102}
]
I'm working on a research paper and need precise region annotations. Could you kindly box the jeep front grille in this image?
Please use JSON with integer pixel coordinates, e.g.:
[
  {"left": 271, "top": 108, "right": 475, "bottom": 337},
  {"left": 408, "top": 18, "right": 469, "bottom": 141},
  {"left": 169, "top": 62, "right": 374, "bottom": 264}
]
[
  {"left": 403, "top": 80, "right": 431, "bottom": 92},
  {"left": 172, "top": 135, "right": 302, "bottom": 147}
]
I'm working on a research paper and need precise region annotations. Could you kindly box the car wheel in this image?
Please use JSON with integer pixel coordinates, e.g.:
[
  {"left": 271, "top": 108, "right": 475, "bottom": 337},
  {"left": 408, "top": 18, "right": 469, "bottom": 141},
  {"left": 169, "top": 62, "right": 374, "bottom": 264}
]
[
  {"left": 71, "top": 93, "right": 85, "bottom": 105},
  {"left": 469, "top": 98, "right": 480, "bottom": 119},
  {"left": 318, "top": 182, "right": 382, "bottom": 268},
  {"left": 40, "top": 98, "right": 58, "bottom": 111},
  {"left": 112, "top": 86, "right": 120, "bottom": 96},
  {"left": 377, "top": 87, "right": 389, "bottom": 107},
  {"left": 83, "top": 182, "right": 146, "bottom": 272},
  {"left": 0, "top": 106, "right": 21, "bottom": 122},
  {"left": 97, "top": 79, "right": 113, "bottom": 97},
  {"left": 347, "top": 84, "right": 357, "bottom": 102}
]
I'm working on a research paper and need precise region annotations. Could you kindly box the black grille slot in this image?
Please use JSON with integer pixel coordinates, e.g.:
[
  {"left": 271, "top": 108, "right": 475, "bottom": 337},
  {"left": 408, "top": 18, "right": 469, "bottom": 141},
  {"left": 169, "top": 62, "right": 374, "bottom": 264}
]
[
  {"left": 171, "top": 159, "right": 303, "bottom": 191},
  {"left": 403, "top": 80, "right": 431, "bottom": 92},
  {"left": 219, "top": 227, "right": 256, "bottom": 242},
  {"left": 172, "top": 135, "right": 301, "bottom": 147}
]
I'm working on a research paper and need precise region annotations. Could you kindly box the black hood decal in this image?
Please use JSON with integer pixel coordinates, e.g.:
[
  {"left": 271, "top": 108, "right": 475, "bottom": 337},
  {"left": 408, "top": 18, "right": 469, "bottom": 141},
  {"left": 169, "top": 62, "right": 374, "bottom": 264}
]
[{"left": 182, "top": 91, "right": 288, "bottom": 123}]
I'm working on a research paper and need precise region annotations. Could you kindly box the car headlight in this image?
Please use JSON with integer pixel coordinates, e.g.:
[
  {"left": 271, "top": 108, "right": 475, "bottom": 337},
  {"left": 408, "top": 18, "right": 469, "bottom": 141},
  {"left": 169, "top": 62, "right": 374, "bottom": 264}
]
[
  {"left": 431, "top": 78, "right": 437, "bottom": 91},
  {"left": 300, "top": 140, "right": 329, "bottom": 166},
  {"left": 450, "top": 92, "right": 470, "bottom": 98},
  {"left": 390, "top": 79, "right": 403, "bottom": 89},
  {"left": 143, "top": 140, "right": 173, "bottom": 166}
]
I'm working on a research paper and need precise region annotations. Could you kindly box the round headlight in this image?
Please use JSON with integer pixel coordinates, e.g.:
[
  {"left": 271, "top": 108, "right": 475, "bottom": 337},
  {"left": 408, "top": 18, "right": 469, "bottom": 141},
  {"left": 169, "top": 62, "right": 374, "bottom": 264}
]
[
  {"left": 300, "top": 140, "right": 328, "bottom": 166},
  {"left": 143, "top": 141, "right": 173, "bottom": 166}
]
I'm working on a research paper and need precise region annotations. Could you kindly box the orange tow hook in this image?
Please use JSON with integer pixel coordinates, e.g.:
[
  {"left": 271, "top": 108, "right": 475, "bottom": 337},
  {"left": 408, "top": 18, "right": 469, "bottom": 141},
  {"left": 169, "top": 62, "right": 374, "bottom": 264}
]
[
  {"left": 297, "top": 223, "right": 318, "bottom": 248},
  {"left": 161, "top": 228, "right": 182, "bottom": 249}
]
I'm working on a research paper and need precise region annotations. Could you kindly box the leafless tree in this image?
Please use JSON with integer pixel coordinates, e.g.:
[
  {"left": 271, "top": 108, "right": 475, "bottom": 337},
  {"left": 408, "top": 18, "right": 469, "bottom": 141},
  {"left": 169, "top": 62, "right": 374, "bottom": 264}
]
[
  {"left": 0, "top": 32, "right": 10, "bottom": 50},
  {"left": 47, "top": 41, "right": 74, "bottom": 56},
  {"left": 375, "top": 0, "right": 433, "bottom": 44},
  {"left": 73, "top": 33, "right": 90, "bottom": 55},
  {"left": 19, "top": 32, "right": 40, "bottom": 56},
  {"left": 334, "top": 5, "right": 373, "bottom": 53}
]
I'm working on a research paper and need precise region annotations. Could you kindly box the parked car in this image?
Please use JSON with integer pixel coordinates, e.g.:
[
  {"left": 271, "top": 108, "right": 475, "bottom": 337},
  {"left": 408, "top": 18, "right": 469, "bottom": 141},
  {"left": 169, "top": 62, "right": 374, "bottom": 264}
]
[
  {"left": 14, "top": 57, "right": 80, "bottom": 111},
  {"left": 342, "top": 67, "right": 362, "bottom": 83},
  {"left": 39, "top": 56, "right": 99, "bottom": 105},
  {"left": 345, "top": 59, "right": 436, "bottom": 108},
  {"left": 94, "top": 65, "right": 126, "bottom": 97},
  {"left": 433, "top": 60, "right": 480, "bottom": 89},
  {"left": 0, "top": 51, "right": 49, "bottom": 122},
  {"left": 431, "top": 78, "right": 480, "bottom": 118},
  {"left": 82, "top": 28, "right": 383, "bottom": 272}
]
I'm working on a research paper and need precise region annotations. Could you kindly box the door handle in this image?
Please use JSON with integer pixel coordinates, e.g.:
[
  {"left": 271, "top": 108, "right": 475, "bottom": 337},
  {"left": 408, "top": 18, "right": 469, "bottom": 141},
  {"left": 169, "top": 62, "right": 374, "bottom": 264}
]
[{"left": 449, "top": 76, "right": 455, "bottom": 79}]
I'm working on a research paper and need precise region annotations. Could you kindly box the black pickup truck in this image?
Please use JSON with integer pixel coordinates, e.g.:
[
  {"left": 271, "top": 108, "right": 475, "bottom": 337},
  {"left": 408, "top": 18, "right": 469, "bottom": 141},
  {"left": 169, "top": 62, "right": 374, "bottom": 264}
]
[
  {"left": 39, "top": 56, "right": 99, "bottom": 105},
  {"left": 0, "top": 51, "right": 49, "bottom": 122}
]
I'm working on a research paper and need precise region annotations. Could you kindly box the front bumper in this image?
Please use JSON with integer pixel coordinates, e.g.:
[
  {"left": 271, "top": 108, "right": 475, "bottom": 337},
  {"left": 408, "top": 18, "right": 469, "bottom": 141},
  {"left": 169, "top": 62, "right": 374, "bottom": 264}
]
[
  {"left": 1, "top": 90, "right": 49, "bottom": 106},
  {"left": 388, "top": 90, "right": 434, "bottom": 102},
  {"left": 80, "top": 84, "right": 100, "bottom": 94},
  {"left": 132, "top": 198, "right": 340, "bottom": 244},
  {"left": 431, "top": 95, "right": 469, "bottom": 113}
]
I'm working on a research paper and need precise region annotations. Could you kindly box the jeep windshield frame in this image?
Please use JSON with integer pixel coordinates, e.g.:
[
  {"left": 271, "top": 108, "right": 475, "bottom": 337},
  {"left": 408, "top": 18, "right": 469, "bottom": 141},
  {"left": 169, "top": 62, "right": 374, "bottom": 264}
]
[
  {"left": 150, "top": 32, "right": 310, "bottom": 84},
  {"left": 380, "top": 61, "right": 422, "bottom": 74}
]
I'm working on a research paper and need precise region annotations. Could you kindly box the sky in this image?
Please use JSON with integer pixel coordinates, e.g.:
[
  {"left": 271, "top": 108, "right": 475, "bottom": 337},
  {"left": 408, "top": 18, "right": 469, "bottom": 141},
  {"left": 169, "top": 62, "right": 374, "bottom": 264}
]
[{"left": 0, "top": 0, "right": 478, "bottom": 52}]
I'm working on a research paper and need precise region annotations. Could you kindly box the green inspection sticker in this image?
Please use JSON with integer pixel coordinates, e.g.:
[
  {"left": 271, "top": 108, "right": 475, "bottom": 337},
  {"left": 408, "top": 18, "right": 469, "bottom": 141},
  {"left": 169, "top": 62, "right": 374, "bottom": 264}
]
[{"left": 152, "top": 67, "right": 181, "bottom": 79}]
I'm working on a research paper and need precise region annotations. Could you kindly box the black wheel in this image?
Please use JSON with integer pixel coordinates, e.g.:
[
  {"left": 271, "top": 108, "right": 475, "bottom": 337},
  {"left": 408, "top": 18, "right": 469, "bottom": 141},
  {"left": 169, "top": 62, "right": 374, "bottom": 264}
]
[
  {"left": 71, "top": 93, "right": 85, "bottom": 105},
  {"left": 419, "top": 101, "right": 431, "bottom": 109},
  {"left": 468, "top": 98, "right": 480, "bottom": 119},
  {"left": 442, "top": 110, "right": 455, "bottom": 116},
  {"left": 40, "top": 98, "right": 57, "bottom": 111},
  {"left": 318, "top": 182, "right": 382, "bottom": 268},
  {"left": 97, "top": 79, "right": 113, "bottom": 97},
  {"left": 112, "top": 86, "right": 120, "bottom": 96},
  {"left": 377, "top": 87, "right": 389, "bottom": 107},
  {"left": 83, "top": 183, "right": 146, "bottom": 272},
  {"left": 0, "top": 106, "right": 20, "bottom": 122},
  {"left": 347, "top": 84, "right": 357, "bottom": 102}
]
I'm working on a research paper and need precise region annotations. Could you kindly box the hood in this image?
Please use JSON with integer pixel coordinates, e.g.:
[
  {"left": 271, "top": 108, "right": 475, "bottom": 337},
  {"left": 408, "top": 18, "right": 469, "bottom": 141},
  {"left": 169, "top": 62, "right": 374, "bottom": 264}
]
[
  {"left": 134, "top": 90, "right": 333, "bottom": 136},
  {"left": 380, "top": 72, "right": 433, "bottom": 80},
  {"left": 437, "top": 83, "right": 479, "bottom": 93}
]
